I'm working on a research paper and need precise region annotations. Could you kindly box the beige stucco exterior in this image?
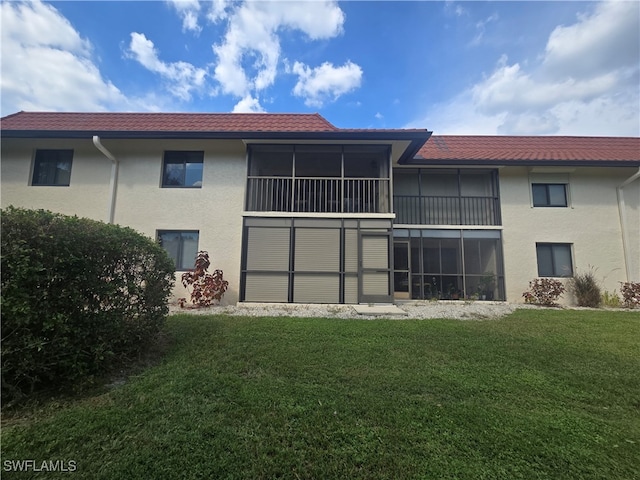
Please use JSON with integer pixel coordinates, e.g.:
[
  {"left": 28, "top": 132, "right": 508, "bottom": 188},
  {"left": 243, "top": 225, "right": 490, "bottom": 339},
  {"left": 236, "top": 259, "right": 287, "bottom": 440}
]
[
  {"left": 1, "top": 137, "right": 247, "bottom": 304},
  {"left": 500, "top": 166, "right": 640, "bottom": 304},
  {"left": 2, "top": 136, "right": 638, "bottom": 306}
]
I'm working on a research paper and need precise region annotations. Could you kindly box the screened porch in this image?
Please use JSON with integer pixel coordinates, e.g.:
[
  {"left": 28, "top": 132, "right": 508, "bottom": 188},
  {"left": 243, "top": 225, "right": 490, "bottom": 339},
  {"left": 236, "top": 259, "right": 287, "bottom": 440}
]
[{"left": 246, "top": 144, "right": 391, "bottom": 214}]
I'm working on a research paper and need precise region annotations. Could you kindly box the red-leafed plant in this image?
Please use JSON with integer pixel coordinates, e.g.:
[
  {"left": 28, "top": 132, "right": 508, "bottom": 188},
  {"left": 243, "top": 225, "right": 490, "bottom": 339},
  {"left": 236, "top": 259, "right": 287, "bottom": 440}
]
[
  {"left": 179, "top": 251, "right": 229, "bottom": 308},
  {"left": 620, "top": 281, "right": 640, "bottom": 309},
  {"left": 522, "top": 278, "right": 565, "bottom": 306}
]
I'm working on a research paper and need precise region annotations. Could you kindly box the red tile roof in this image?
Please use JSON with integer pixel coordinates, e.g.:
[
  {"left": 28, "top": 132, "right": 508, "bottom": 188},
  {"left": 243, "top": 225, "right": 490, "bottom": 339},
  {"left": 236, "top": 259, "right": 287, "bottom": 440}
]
[
  {"left": 0, "top": 111, "right": 339, "bottom": 132},
  {"left": 2, "top": 112, "right": 638, "bottom": 165},
  {"left": 416, "top": 136, "right": 640, "bottom": 165}
]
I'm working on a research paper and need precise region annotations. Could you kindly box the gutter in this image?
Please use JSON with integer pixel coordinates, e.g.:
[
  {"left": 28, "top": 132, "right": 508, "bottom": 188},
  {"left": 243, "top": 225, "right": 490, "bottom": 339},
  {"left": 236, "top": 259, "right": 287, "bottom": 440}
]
[
  {"left": 92, "top": 136, "right": 119, "bottom": 224},
  {"left": 617, "top": 166, "right": 640, "bottom": 281}
]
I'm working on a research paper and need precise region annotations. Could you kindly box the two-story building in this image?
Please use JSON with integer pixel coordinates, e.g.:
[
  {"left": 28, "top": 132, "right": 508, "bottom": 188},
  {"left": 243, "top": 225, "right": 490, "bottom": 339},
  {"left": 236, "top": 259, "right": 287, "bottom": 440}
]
[{"left": 2, "top": 111, "right": 638, "bottom": 305}]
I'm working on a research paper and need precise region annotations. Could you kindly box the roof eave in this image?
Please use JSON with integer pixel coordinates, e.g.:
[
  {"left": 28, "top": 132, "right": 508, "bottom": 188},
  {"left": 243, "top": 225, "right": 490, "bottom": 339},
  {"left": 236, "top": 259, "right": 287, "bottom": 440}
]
[
  {"left": 403, "top": 158, "right": 640, "bottom": 167},
  {"left": 2, "top": 129, "right": 432, "bottom": 163}
]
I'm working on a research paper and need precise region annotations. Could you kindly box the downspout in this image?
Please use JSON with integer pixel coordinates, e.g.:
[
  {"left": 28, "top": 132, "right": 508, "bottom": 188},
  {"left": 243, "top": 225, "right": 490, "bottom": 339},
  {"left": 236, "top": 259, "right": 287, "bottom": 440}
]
[
  {"left": 92, "top": 136, "right": 119, "bottom": 224},
  {"left": 616, "top": 166, "right": 640, "bottom": 281}
]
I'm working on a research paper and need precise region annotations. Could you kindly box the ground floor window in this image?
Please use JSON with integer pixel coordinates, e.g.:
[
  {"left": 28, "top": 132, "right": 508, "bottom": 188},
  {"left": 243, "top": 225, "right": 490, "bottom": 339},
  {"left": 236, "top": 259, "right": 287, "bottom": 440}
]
[
  {"left": 536, "top": 243, "right": 573, "bottom": 277},
  {"left": 157, "top": 230, "right": 199, "bottom": 270},
  {"left": 241, "top": 217, "right": 392, "bottom": 304},
  {"left": 393, "top": 229, "right": 505, "bottom": 301}
]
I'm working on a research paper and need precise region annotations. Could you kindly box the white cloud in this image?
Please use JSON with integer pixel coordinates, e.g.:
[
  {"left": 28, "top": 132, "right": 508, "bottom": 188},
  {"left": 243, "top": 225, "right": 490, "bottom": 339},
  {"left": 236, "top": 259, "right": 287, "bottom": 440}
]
[
  {"left": 290, "top": 61, "right": 363, "bottom": 107},
  {"left": 408, "top": 1, "right": 639, "bottom": 135},
  {"left": 543, "top": 1, "right": 639, "bottom": 80},
  {"left": 206, "top": 0, "right": 231, "bottom": 24},
  {"left": 167, "top": 0, "right": 202, "bottom": 33},
  {"left": 232, "top": 95, "right": 265, "bottom": 113},
  {"left": 127, "top": 32, "right": 208, "bottom": 101},
  {"left": 0, "top": 0, "right": 129, "bottom": 114},
  {"left": 212, "top": 1, "right": 347, "bottom": 105}
]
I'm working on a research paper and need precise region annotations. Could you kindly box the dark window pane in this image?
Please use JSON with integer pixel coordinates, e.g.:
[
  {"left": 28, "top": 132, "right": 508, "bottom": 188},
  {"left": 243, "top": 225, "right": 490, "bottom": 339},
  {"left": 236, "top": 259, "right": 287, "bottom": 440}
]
[
  {"left": 531, "top": 184, "right": 548, "bottom": 206},
  {"left": 163, "top": 162, "right": 184, "bottom": 186},
  {"left": 548, "top": 184, "right": 567, "bottom": 206},
  {"left": 32, "top": 150, "right": 73, "bottom": 186},
  {"left": 393, "top": 243, "right": 409, "bottom": 270},
  {"left": 536, "top": 244, "right": 554, "bottom": 276},
  {"left": 553, "top": 245, "right": 573, "bottom": 276},
  {"left": 537, "top": 243, "right": 572, "bottom": 277},
  {"left": 163, "top": 151, "right": 203, "bottom": 187},
  {"left": 532, "top": 183, "right": 567, "bottom": 207},
  {"left": 180, "top": 232, "right": 199, "bottom": 268},
  {"left": 158, "top": 232, "right": 181, "bottom": 264},
  {"left": 344, "top": 146, "right": 388, "bottom": 178},
  {"left": 296, "top": 146, "right": 341, "bottom": 177},
  {"left": 440, "top": 239, "right": 461, "bottom": 274},
  {"left": 185, "top": 162, "right": 203, "bottom": 187},
  {"left": 460, "top": 172, "right": 493, "bottom": 197},
  {"left": 158, "top": 230, "right": 199, "bottom": 270},
  {"left": 249, "top": 146, "right": 293, "bottom": 177}
]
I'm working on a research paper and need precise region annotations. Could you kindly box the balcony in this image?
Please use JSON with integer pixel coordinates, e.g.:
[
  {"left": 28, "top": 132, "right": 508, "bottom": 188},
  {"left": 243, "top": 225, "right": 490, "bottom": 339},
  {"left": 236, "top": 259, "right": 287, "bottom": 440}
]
[
  {"left": 246, "top": 177, "right": 390, "bottom": 213},
  {"left": 393, "top": 195, "right": 501, "bottom": 226}
]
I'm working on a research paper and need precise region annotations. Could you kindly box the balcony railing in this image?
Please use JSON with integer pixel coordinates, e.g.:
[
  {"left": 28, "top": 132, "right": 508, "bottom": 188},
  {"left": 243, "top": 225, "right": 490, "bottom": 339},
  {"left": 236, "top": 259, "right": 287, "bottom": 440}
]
[
  {"left": 246, "top": 177, "right": 390, "bottom": 213},
  {"left": 393, "top": 195, "right": 501, "bottom": 225}
]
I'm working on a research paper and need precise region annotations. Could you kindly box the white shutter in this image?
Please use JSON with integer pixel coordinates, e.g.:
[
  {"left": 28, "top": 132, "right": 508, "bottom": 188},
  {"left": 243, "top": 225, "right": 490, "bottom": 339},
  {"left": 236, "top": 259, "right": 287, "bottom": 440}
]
[
  {"left": 246, "top": 227, "right": 290, "bottom": 271},
  {"left": 245, "top": 273, "right": 289, "bottom": 302}
]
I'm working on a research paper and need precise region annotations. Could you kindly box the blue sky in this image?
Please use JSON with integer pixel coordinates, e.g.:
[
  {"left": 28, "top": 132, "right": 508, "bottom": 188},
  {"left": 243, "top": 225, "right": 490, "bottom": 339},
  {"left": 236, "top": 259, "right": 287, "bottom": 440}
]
[{"left": 1, "top": 1, "right": 638, "bottom": 135}]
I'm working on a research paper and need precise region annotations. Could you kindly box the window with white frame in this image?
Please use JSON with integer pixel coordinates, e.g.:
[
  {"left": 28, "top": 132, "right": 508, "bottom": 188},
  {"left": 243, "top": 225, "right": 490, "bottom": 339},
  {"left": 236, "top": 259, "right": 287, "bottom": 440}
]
[
  {"left": 162, "top": 151, "right": 203, "bottom": 187},
  {"left": 157, "top": 230, "right": 199, "bottom": 270},
  {"left": 536, "top": 243, "right": 573, "bottom": 277},
  {"left": 32, "top": 149, "right": 73, "bottom": 186},
  {"left": 532, "top": 183, "right": 568, "bottom": 207}
]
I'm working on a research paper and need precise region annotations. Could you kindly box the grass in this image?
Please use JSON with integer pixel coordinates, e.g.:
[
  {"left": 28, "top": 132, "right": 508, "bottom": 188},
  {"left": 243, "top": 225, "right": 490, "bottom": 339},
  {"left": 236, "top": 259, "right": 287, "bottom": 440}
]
[{"left": 2, "top": 309, "right": 639, "bottom": 479}]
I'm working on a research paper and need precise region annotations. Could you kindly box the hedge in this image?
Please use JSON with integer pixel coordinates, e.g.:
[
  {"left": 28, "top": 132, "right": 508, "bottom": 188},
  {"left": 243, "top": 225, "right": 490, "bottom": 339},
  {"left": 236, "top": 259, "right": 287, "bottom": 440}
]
[{"left": 1, "top": 207, "right": 175, "bottom": 403}]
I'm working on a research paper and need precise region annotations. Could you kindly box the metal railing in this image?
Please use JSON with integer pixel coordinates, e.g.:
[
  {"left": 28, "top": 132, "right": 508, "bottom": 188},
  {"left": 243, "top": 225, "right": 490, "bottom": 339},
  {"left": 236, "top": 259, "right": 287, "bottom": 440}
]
[
  {"left": 393, "top": 195, "right": 501, "bottom": 225},
  {"left": 246, "top": 177, "right": 390, "bottom": 213}
]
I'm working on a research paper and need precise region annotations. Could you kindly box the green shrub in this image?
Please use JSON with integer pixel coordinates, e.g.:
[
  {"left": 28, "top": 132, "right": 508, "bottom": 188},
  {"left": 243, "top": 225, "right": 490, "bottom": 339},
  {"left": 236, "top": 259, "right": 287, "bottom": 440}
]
[
  {"left": 601, "top": 290, "right": 621, "bottom": 308},
  {"left": 1, "top": 207, "right": 175, "bottom": 403},
  {"left": 568, "top": 268, "right": 602, "bottom": 307},
  {"left": 522, "top": 278, "right": 565, "bottom": 306}
]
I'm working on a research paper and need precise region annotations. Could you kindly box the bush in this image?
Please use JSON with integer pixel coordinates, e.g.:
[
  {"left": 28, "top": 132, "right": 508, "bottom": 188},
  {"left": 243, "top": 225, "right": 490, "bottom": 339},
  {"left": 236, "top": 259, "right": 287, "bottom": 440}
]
[
  {"left": 522, "top": 278, "right": 565, "bottom": 306},
  {"left": 601, "top": 290, "right": 622, "bottom": 308},
  {"left": 179, "top": 251, "right": 228, "bottom": 308},
  {"left": 1, "top": 207, "right": 175, "bottom": 403},
  {"left": 568, "top": 268, "right": 602, "bottom": 307},
  {"left": 620, "top": 282, "right": 640, "bottom": 309}
]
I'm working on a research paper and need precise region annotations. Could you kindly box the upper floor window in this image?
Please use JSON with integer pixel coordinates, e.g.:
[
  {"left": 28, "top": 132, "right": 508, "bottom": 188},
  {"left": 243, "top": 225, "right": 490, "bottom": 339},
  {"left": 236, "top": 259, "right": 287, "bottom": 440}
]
[
  {"left": 536, "top": 243, "right": 573, "bottom": 277},
  {"left": 157, "top": 230, "right": 199, "bottom": 270},
  {"left": 162, "top": 151, "right": 203, "bottom": 187},
  {"left": 532, "top": 183, "right": 568, "bottom": 207},
  {"left": 32, "top": 149, "right": 73, "bottom": 186}
]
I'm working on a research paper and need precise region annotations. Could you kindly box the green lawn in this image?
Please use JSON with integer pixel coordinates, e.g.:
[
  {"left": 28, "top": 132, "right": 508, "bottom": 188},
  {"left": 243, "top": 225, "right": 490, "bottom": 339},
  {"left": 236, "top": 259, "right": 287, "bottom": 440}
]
[{"left": 2, "top": 309, "right": 639, "bottom": 479}]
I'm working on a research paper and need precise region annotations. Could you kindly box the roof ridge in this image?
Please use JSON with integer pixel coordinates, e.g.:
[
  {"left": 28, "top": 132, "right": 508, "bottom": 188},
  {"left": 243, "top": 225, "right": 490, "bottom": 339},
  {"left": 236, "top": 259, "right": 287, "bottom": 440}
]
[{"left": 311, "top": 112, "right": 338, "bottom": 131}]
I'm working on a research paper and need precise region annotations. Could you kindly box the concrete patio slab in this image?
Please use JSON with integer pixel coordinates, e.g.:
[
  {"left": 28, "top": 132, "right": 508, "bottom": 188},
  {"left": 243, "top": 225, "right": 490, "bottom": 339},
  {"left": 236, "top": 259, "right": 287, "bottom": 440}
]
[{"left": 352, "top": 304, "right": 408, "bottom": 316}]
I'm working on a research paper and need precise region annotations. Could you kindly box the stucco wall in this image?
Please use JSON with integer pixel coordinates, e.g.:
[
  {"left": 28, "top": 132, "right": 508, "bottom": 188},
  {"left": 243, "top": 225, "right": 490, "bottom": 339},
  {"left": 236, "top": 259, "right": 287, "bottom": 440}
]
[
  {"left": 1, "top": 137, "right": 247, "bottom": 304},
  {"left": 500, "top": 166, "right": 640, "bottom": 304},
  {"left": 1, "top": 138, "right": 112, "bottom": 221}
]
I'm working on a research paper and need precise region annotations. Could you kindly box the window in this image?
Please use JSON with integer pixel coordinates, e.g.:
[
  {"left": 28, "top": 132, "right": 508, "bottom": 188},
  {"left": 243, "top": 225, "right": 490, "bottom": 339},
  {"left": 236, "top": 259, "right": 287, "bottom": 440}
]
[
  {"left": 536, "top": 243, "right": 573, "bottom": 277},
  {"left": 532, "top": 183, "right": 567, "bottom": 207},
  {"left": 32, "top": 149, "right": 73, "bottom": 186},
  {"left": 162, "top": 151, "right": 203, "bottom": 187},
  {"left": 158, "top": 231, "right": 199, "bottom": 270}
]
